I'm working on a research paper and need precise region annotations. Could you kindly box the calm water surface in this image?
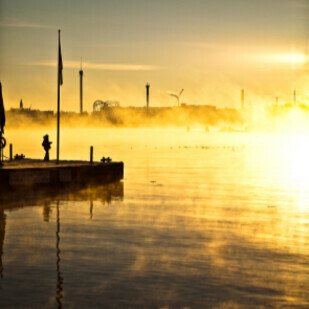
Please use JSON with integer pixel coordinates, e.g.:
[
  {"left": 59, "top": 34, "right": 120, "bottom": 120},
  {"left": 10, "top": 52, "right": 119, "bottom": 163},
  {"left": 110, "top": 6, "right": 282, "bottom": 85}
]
[{"left": 0, "top": 128, "right": 308, "bottom": 308}]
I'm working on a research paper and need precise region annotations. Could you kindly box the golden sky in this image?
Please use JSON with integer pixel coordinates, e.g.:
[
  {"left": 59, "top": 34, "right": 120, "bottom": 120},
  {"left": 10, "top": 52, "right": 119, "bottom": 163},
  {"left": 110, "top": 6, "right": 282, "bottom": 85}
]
[{"left": 0, "top": 0, "right": 308, "bottom": 111}]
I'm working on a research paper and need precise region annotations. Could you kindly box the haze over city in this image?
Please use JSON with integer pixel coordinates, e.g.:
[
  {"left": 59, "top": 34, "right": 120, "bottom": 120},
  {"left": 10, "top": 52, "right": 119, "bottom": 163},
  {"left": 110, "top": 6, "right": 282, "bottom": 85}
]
[{"left": 0, "top": 0, "right": 308, "bottom": 112}]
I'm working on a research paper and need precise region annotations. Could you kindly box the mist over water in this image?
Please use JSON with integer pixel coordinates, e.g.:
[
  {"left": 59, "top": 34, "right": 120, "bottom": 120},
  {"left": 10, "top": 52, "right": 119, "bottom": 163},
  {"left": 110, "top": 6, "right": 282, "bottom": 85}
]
[
  {"left": 0, "top": 128, "right": 309, "bottom": 307},
  {"left": 1, "top": 0, "right": 308, "bottom": 305}
]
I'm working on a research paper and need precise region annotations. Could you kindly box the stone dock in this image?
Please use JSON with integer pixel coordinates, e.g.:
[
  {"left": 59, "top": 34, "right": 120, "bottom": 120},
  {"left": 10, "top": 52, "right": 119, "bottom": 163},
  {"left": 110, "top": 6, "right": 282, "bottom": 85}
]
[{"left": 0, "top": 159, "right": 124, "bottom": 191}]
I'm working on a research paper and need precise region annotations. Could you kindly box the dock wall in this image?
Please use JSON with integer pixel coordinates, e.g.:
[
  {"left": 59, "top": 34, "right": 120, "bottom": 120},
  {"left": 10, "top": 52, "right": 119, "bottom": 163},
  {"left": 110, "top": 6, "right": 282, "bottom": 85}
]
[{"left": 0, "top": 162, "right": 124, "bottom": 190}]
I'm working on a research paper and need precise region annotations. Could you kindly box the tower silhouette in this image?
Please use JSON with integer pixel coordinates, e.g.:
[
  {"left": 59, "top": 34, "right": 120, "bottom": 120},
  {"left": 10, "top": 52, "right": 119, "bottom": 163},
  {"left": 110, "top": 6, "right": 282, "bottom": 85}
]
[
  {"left": 146, "top": 83, "right": 150, "bottom": 111},
  {"left": 79, "top": 59, "right": 84, "bottom": 114},
  {"left": 241, "top": 89, "right": 245, "bottom": 109}
]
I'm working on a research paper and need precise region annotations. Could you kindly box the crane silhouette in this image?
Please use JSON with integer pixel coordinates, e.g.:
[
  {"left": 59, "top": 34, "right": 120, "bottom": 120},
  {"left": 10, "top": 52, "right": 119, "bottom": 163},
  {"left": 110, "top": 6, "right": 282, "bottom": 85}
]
[{"left": 167, "top": 89, "right": 184, "bottom": 107}]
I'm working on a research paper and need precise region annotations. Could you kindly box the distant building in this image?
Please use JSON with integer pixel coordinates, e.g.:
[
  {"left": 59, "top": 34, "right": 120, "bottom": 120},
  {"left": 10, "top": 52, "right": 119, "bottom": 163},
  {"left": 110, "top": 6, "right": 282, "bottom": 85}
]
[
  {"left": 93, "top": 100, "right": 120, "bottom": 112},
  {"left": 9, "top": 107, "right": 54, "bottom": 117}
]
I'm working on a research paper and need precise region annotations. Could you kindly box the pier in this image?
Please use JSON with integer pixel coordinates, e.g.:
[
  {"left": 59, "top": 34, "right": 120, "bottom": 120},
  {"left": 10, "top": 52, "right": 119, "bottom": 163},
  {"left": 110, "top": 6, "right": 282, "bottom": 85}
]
[{"left": 0, "top": 159, "right": 124, "bottom": 191}]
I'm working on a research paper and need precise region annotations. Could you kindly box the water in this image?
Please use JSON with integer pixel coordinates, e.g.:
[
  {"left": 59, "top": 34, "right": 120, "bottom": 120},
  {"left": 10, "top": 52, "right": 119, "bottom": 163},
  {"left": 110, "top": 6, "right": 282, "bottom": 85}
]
[{"left": 1, "top": 128, "right": 309, "bottom": 308}]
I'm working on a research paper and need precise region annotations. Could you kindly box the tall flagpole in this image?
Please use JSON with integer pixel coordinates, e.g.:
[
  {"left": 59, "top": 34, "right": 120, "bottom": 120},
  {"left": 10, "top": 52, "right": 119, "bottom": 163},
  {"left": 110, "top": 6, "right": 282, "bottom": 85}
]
[{"left": 57, "top": 29, "right": 62, "bottom": 164}]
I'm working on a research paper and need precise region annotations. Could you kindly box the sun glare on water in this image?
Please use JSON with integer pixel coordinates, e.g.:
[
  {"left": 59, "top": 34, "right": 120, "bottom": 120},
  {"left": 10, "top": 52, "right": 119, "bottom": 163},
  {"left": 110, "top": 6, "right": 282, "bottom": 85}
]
[{"left": 268, "top": 134, "right": 309, "bottom": 212}]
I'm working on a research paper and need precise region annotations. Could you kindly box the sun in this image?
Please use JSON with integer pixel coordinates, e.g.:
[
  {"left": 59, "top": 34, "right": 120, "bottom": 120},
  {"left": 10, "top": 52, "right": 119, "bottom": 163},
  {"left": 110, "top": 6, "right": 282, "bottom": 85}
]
[
  {"left": 262, "top": 52, "right": 308, "bottom": 65},
  {"left": 275, "top": 53, "right": 307, "bottom": 65}
]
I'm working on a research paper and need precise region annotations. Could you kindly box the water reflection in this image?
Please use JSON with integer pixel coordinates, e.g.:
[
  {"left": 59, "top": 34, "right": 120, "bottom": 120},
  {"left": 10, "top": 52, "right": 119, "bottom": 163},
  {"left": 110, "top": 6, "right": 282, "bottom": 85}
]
[
  {"left": 0, "top": 208, "right": 5, "bottom": 279},
  {"left": 1, "top": 129, "right": 309, "bottom": 307},
  {"left": 89, "top": 200, "right": 94, "bottom": 220},
  {"left": 0, "top": 182, "right": 124, "bottom": 211},
  {"left": 56, "top": 201, "right": 63, "bottom": 309},
  {"left": 43, "top": 201, "right": 52, "bottom": 222},
  {"left": 0, "top": 182, "right": 123, "bottom": 307}
]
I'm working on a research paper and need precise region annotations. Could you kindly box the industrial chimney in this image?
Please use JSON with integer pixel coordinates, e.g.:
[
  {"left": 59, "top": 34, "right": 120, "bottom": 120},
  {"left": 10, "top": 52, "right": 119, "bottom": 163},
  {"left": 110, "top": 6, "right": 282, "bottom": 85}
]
[
  {"left": 79, "top": 59, "right": 84, "bottom": 114},
  {"left": 241, "top": 89, "right": 245, "bottom": 109},
  {"left": 146, "top": 83, "right": 150, "bottom": 111}
]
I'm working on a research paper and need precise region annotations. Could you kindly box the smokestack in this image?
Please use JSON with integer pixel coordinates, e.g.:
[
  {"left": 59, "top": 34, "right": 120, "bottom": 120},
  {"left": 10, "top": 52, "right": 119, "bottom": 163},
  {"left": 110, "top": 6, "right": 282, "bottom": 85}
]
[
  {"left": 241, "top": 89, "right": 245, "bottom": 109},
  {"left": 293, "top": 89, "right": 296, "bottom": 105},
  {"left": 146, "top": 83, "right": 150, "bottom": 111},
  {"left": 79, "top": 59, "right": 84, "bottom": 114}
]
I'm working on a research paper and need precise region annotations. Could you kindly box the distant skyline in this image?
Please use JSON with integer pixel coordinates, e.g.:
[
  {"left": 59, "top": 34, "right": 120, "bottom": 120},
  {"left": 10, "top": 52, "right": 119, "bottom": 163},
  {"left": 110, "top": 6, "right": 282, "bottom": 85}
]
[{"left": 0, "top": 0, "right": 308, "bottom": 112}]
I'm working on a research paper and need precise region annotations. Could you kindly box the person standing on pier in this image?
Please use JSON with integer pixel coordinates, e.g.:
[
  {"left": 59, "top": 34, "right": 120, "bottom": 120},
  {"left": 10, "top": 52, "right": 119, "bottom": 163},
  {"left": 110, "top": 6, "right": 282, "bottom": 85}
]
[{"left": 42, "top": 135, "right": 52, "bottom": 161}]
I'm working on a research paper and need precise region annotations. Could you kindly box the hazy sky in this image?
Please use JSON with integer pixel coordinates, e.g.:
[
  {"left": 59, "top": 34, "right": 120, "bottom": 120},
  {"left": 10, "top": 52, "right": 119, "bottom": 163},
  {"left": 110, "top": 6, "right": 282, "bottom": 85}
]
[{"left": 0, "top": 0, "right": 308, "bottom": 111}]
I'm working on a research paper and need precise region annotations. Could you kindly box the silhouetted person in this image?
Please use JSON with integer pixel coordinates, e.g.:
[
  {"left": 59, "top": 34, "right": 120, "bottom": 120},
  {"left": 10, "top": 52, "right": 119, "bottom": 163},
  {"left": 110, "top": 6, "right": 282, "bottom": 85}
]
[{"left": 42, "top": 135, "right": 52, "bottom": 161}]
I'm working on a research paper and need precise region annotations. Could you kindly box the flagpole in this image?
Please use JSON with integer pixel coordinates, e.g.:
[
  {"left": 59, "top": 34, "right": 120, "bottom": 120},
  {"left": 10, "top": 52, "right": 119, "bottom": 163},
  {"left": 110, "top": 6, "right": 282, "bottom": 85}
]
[{"left": 57, "top": 29, "right": 61, "bottom": 164}]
